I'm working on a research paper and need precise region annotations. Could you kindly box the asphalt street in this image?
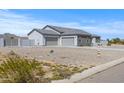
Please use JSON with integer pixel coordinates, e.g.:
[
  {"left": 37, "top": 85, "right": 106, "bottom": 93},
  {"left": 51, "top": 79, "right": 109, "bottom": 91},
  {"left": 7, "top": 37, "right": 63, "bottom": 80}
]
[{"left": 78, "top": 62, "right": 124, "bottom": 83}]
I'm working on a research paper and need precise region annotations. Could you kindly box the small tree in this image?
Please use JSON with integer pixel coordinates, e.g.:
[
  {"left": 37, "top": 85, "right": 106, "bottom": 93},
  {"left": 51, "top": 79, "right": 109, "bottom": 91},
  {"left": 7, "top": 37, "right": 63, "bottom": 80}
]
[
  {"left": 107, "top": 39, "right": 111, "bottom": 46},
  {"left": 111, "top": 38, "right": 121, "bottom": 44}
]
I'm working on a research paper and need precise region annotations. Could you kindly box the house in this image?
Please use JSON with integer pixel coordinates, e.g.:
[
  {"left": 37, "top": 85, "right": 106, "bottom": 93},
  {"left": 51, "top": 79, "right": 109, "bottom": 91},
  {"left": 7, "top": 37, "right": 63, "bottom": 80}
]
[
  {"left": 28, "top": 25, "right": 100, "bottom": 46},
  {"left": 0, "top": 33, "right": 34, "bottom": 47},
  {"left": 3, "top": 33, "right": 20, "bottom": 46}
]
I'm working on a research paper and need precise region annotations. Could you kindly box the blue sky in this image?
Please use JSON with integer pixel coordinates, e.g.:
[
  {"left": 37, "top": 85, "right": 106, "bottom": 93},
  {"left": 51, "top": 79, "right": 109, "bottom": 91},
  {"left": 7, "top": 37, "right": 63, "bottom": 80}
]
[{"left": 0, "top": 9, "right": 124, "bottom": 39}]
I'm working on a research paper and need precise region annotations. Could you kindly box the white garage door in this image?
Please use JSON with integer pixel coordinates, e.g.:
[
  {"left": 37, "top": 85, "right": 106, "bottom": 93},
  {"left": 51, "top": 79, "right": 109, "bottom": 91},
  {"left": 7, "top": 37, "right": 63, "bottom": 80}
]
[
  {"left": 62, "top": 37, "right": 74, "bottom": 46},
  {"left": 0, "top": 38, "right": 4, "bottom": 47},
  {"left": 46, "top": 37, "right": 58, "bottom": 46}
]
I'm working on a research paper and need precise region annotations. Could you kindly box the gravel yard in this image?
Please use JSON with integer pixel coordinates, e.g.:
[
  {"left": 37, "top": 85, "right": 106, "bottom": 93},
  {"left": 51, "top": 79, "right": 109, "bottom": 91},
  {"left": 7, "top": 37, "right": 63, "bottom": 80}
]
[{"left": 0, "top": 47, "right": 124, "bottom": 66}]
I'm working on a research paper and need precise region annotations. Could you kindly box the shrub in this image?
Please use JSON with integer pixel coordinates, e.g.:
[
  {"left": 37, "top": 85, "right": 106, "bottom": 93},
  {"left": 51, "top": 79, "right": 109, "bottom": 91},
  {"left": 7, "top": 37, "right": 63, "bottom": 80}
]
[
  {"left": 0, "top": 52, "right": 90, "bottom": 82},
  {"left": 8, "top": 50, "right": 17, "bottom": 56},
  {"left": 49, "top": 50, "right": 54, "bottom": 54},
  {"left": 0, "top": 56, "right": 46, "bottom": 83},
  {"left": 51, "top": 66, "right": 72, "bottom": 80},
  {"left": 107, "top": 43, "right": 111, "bottom": 46}
]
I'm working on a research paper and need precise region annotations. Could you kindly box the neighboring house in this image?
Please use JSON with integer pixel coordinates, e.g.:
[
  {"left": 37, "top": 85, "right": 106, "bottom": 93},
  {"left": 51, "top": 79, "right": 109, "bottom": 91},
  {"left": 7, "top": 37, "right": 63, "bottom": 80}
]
[
  {"left": 28, "top": 25, "right": 100, "bottom": 46},
  {"left": 0, "top": 33, "right": 34, "bottom": 47},
  {"left": 4, "top": 33, "right": 19, "bottom": 46}
]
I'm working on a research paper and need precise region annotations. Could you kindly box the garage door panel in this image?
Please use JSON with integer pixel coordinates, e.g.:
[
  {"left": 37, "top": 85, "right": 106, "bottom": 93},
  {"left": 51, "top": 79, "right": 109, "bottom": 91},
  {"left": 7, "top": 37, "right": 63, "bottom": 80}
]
[
  {"left": 46, "top": 37, "right": 58, "bottom": 46},
  {"left": 62, "top": 37, "right": 74, "bottom": 46},
  {"left": 5, "top": 39, "right": 18, "bottom": 46}
]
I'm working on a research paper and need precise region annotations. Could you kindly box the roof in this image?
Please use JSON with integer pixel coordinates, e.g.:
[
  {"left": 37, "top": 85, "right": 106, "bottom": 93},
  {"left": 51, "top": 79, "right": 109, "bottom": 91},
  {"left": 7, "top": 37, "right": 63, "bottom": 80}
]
[
  {"left": 20, "top": 37, "right": 28, "bottom": 39},
  {"left": 28, "top": 29, "right": 59, "bottom": 36},
  {"left": 28, "top": 25, "right": 100, "bottom": 37},
  {"left": 4, "top": 33, "right": 19, "bottom": 38},
  {"left": 0, "top": 33, "right": 28, "bottom": 39},
  {"left": 91, "top": 34, "right": 100, "bottom": 38},
  {"left": 42, "top": 25, "right": 92, "bottom": 36}
]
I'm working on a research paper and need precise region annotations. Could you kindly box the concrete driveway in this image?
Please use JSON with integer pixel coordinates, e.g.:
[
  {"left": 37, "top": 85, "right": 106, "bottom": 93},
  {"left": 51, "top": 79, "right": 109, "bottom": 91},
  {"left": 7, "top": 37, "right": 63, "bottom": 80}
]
[{"left": 77, "top": 62, "right": 124, "bottom": 83}]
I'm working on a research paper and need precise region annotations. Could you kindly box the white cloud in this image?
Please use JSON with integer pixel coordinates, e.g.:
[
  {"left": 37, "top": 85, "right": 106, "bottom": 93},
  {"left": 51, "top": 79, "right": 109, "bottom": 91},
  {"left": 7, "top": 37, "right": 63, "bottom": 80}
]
[
  {"left": 80, "top": 21, "right": 124, "bottom": 39},
  {"left": 0, "top": 10, "right": 83, "bottom": 36},
  {"left": 0, "top": 9, "right": 124, "bottom": 39},
  {"left": 0, "top": 10, "right": 47, "bottom": 36}
]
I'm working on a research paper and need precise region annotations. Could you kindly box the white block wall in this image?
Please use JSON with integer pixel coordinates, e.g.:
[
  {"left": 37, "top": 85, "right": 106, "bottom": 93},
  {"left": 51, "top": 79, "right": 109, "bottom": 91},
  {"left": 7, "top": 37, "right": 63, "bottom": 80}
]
[
  {"left": 28, "top": 31, "right": 45, "bottom": 46},
  {"left": 0, "top": 38, "right": 4, "bottom": 47}
]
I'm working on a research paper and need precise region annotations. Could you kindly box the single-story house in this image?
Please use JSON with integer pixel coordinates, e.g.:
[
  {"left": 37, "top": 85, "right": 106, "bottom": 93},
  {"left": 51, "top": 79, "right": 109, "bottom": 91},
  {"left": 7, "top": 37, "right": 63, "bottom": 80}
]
[
  {"left": 0, "top": 33, "right": 34, "bottom": 47},
  {"left": 28, "top": 25, "right": 100, "bottom": 46}
]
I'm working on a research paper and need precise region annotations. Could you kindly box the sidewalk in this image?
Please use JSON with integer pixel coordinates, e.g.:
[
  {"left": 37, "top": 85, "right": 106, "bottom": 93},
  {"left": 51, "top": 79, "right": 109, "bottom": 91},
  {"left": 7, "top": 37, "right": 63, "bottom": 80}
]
[{"left": 52, "top": 57, "right": 124, "bottom": 83}]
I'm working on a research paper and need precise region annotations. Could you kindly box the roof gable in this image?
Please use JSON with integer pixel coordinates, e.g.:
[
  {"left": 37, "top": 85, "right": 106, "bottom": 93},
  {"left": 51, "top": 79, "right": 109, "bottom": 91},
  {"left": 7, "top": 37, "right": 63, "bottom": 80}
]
[
  {"left": 42, "top": 25, "right": 92, "bottom": 36},
  {"left": 28, "top": 29, "right": 60, "bottom": 36},
  {"left": 42, "top": 25, "right": 62, "bottom": 34}
]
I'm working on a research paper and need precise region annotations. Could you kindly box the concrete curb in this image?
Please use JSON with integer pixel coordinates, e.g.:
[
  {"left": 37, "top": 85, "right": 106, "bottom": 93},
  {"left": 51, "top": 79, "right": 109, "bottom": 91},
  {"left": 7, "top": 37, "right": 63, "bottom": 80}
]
[{"left": 52, "top": 57, "right": 124, "bottom": 83}]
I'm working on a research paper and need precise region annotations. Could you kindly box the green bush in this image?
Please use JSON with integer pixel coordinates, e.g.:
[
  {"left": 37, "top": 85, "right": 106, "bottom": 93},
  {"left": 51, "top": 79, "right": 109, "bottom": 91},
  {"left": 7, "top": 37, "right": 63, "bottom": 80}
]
[{"left": 0, "top": 56, "right": 46, "bottom": 83}]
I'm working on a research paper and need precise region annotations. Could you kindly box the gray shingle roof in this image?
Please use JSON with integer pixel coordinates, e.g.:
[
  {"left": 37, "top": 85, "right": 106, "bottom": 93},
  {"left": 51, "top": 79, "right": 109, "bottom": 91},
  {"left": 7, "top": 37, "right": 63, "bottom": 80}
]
[
  {"left": 0, "top": 33, "right": 29, "bottom": 39},
  {"left": 92, "top": 34, "right": 100, "bottom": 38},
  {"left": 20, "top": 37, "right": 28, "bottom": 39},
  {"left": 28, "top": 29, "right": 59, "bottom": 36},
  {"left": 43, "top": 25, "right": 92, "bottom": 36},
  {"left": 29, "top": 25, "right": 100, "bottom": 38},
  {"left": 3, "top": 33, "right": 19, "bottom": 39}
]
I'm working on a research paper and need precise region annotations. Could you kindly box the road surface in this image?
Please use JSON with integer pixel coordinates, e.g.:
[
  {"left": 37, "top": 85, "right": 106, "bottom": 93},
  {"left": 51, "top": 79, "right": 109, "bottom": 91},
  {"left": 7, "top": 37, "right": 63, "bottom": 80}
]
[{"left": 77, "top": 62, "right": 124, "bottom": 83}]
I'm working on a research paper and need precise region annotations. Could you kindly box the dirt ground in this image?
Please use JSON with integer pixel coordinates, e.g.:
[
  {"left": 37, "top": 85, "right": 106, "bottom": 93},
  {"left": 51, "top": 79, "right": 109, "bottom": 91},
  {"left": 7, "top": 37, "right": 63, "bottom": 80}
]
[
  {"left": 0, "top": 46, "right": 124, "bottom": 66},
  {"left": 104, "top": 44, "right": 124, "bottom": 49}
]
